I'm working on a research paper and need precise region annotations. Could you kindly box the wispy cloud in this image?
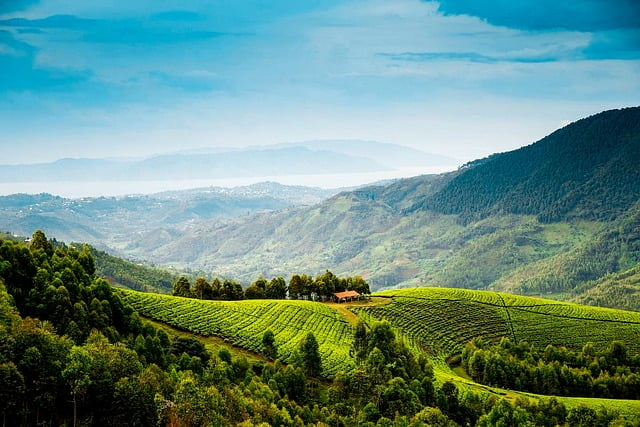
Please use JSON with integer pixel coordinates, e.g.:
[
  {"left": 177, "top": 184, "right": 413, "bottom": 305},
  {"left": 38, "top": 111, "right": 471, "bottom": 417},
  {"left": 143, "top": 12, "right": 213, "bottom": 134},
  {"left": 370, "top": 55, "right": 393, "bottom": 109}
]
[
  {"left": 0, "top": 14, "right": 229, "bottom": 45},
  {"left": 380, "top": 51, "right": 560, "bottom": 64},
  {"left": 0, "top": 0, "right": 40, "bottom": 14},
  {"left": 0, "top": 29, "right": 91, "bottom": 92}
]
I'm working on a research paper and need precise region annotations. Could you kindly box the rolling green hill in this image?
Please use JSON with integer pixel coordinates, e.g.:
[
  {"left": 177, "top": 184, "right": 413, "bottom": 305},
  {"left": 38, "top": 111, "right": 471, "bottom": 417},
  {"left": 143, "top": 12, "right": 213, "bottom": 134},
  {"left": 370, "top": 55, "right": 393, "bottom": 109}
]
[
  {"left": 358, "top": 288, "right": 640, "bottom": 357},
  {"left": 120, "top": 289, "right": 355, "bottom": 377},
  {"left": 122, "top": 286, "right": 640, "bottom": 415}
]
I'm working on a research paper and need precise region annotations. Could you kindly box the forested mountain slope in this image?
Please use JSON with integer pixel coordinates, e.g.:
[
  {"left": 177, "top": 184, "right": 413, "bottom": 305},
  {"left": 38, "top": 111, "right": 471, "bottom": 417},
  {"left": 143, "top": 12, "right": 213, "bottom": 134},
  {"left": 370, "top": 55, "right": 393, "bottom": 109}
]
[
  {"left": 492, "top": 200, "right": 640, "bottom": 294},
  {"left": 569, "top": 263, "right": 640, "bottom": 311},
  {"left": 420, "top": 107, "right": 640, "bottom": 223},
  {"left": 90, "top": 247, "right": 180, "bottom": 294}
]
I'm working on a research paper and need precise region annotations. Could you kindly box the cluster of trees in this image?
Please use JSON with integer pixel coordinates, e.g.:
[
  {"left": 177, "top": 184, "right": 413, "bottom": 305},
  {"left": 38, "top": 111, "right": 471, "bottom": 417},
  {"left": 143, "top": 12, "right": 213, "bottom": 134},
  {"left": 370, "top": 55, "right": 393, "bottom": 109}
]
[
  {"left": 1, "top": 231, "right": 638, "bottom": 426},
  {"left": 461, "top": 337, "right": 640, "bottom": 399},
  {"left": 172, "top": 269, "right": 371, "bottom": 301},
  {"left": 0, "top": 230, "right": 140, "bottom": 344},
  {"left": 172, "top": 276, "right": 245, "bottom": 300}
]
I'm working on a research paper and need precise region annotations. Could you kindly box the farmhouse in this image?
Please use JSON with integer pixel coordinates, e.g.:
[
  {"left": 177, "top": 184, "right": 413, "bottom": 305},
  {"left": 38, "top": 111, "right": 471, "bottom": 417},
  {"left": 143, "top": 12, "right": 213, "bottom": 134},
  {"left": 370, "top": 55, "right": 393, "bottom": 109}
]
[{"left": 334, "top": 290, "right": 361, "bottom": 303}]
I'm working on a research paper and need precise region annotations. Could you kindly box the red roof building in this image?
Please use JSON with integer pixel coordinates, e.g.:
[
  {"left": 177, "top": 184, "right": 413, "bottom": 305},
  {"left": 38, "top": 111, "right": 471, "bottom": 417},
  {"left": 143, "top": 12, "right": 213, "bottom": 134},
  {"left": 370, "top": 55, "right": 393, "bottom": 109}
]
[{"left": 334, "top": 290, "right": 361, "bottom": 302}]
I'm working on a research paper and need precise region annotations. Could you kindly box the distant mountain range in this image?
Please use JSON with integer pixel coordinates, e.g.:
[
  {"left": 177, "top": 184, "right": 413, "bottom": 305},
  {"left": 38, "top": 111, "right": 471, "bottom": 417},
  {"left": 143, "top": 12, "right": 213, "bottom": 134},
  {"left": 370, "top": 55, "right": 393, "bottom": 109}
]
[
  {"left": 0, "top": 182, "right": 341, "bottom": 249},
  {"left": 0, "top": 141, "right": 457, "bottom": 182}
]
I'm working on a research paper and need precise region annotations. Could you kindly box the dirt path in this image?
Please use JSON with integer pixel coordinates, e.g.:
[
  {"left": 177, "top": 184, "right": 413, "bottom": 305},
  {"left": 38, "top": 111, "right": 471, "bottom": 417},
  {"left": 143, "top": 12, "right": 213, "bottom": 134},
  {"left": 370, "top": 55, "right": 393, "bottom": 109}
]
[{"left": 324, "top": 297, "right": 393, "bottom": 326}]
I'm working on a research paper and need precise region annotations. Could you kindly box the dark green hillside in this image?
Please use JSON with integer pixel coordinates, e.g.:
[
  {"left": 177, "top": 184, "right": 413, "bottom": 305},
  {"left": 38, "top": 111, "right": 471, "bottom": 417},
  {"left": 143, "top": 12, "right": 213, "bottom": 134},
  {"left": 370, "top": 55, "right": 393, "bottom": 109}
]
[
  {"left": 91, "top": 246, "right": 179, "bottom": 293},
  {"left": 493, "top": 202, "right": 640, "bottom": 297},
  {"left": 421, "top": 107, "right": 640, "bottom": 223},
  {"left": 570, "top": 263, "right": 640, "bottom": 311}
]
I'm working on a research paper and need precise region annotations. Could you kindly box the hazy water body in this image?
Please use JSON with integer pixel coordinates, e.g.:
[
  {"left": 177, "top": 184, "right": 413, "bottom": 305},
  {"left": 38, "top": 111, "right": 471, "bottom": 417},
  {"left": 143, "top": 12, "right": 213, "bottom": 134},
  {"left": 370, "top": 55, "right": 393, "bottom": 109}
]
[{"left": 0, "top": 166, "right": 455, "bottom": 198}]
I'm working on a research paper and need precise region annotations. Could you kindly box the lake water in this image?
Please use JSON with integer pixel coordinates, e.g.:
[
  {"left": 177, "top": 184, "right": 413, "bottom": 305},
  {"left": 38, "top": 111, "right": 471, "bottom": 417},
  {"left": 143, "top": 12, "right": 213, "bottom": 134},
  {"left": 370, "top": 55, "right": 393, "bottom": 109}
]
[{"left": 0, "top": 166, "right": 455, "bottom": 198}]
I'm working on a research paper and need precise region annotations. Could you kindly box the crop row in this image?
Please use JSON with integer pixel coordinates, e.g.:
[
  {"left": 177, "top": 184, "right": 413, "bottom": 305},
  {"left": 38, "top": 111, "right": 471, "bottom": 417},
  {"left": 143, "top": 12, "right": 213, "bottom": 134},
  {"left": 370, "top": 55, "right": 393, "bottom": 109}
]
[
  {"left": 510, "top": 303, "right": 640, "bottom": 323},
  {"left": 375, "top": 287, "right": 507, "bottom": 306},
  {"left": 354, "top": 296, "right": 511, "bottom": 357},
  {"left": 508, "top": 308, "right": 640, "bottom": 354},
  {"left": 121, "top": 290, "right": 355, "bottom": 376},
  {"left": 366, "top": 288, "right": 640, "bottom": 358}
]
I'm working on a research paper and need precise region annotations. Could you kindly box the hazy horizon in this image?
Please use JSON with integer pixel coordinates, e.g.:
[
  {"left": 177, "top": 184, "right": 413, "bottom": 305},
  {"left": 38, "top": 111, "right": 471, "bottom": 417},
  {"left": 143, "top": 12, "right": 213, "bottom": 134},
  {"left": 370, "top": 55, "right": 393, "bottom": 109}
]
[
  {"left": 0, "top": 139, "right": 456, "bottom": 166},
  {"left": 0, "top": 165, "right": 454, "bottom": 198}
]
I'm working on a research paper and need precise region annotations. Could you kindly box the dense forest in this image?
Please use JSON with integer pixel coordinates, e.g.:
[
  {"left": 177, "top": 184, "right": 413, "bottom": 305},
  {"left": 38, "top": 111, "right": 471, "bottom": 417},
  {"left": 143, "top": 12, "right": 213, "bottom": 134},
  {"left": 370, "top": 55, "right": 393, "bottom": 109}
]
[
  {"left": 2, "top": 231, "right": 638, "bottom": 425},
  {"left": 90, "top": 247, "right": 179, "bottom": 294},
  {"left": 461, "top": 337, "right": 640, "bottom": 399},
  {"left": 421, "top": 107, "right": 640, "bottom": 224}
]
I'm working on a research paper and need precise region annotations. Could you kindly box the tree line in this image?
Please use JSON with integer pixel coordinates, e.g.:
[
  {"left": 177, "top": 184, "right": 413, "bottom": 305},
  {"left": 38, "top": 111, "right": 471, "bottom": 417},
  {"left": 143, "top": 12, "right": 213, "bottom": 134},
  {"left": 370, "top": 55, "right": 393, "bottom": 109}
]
[
  {"left": 461, "top": 336, "right": 640, "bottom": 399},
  {"left": 172, "top": 269, "right": 371, "bottom": 301}
]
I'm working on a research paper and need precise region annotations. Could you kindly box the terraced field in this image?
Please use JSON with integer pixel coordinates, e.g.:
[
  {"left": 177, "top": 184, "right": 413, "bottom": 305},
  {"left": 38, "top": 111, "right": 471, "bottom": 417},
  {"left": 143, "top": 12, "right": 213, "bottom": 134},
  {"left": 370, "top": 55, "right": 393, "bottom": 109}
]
[
  {"left": 362, "top": 287, "right": 640, "bottom": 355},
  {"left": 355, "top": 287, "right": 640, "bottom": 415},
  {"left": 120, "top": 289, "right": 355, "bottom": 377},
  {"left": 355, "top": 296, "right": 510, "bottom": 356}
]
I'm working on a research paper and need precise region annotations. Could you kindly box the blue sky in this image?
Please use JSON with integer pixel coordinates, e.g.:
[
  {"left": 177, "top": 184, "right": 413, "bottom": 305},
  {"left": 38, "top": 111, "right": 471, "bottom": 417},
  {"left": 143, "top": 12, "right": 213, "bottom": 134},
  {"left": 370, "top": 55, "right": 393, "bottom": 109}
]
[{"left": 1, "top": 0, "right": 638, "bottom": 164}]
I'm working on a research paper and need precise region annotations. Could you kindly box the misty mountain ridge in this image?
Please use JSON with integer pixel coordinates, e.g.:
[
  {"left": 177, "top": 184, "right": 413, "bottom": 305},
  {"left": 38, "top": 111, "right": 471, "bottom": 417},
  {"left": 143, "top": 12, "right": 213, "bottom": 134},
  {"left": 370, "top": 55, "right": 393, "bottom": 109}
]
[
  {"left": 0, "top": 181, "right": 343, "bottom": 250},
  {"left": 0, "top": 141, "right": 455, "bottom": 183}
]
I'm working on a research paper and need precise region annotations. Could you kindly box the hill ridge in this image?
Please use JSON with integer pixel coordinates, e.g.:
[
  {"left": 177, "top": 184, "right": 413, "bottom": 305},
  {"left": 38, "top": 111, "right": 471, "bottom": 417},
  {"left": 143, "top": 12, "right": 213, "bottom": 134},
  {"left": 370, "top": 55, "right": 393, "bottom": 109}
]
[{"left": 422, "top": 106, "right": 640, "bottom": 223}]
